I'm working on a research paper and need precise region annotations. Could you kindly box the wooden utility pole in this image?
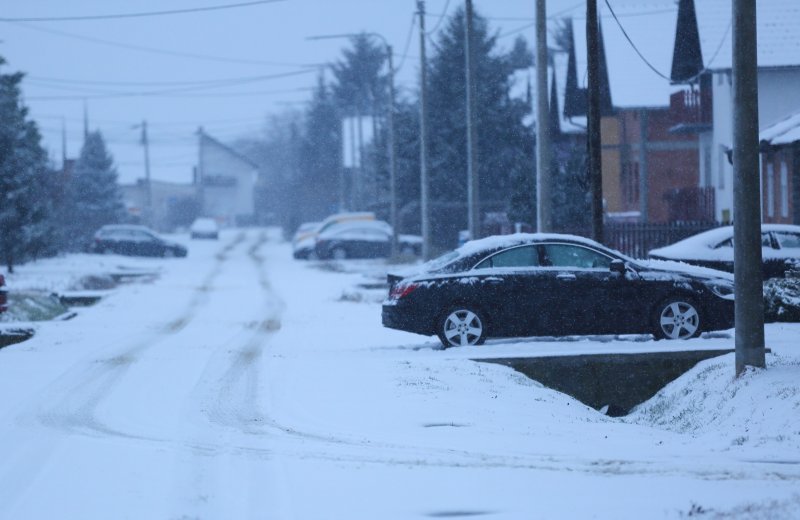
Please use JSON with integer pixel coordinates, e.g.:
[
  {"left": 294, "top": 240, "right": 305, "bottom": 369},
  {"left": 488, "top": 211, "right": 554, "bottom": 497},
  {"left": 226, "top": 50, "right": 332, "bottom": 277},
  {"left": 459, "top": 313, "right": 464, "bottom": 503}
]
[
  {"left": 732, "top": 0, "right": 766, "bottom": 375},
  {"left": 418, "top": 0, "right": 432, "bottom": 259},
  {"left": 465, "top": 0, "right": 479, "bottom": 240},
  {"left": 586, "top": 0, "right": 603, "bottom": 243},
  {"left": 535, "top": 0, "right": 552, "bottom": 233},
  {"left": 386, "top": 44, "right": 399, "bottom": 257}
]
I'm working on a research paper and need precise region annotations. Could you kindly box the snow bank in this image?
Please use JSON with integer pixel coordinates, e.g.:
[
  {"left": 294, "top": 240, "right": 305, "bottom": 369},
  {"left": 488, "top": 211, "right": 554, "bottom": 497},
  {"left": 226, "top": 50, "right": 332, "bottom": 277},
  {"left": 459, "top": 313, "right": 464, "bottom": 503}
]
[{"left": 627, "top": 352, "right": 800, "bottom": 454}]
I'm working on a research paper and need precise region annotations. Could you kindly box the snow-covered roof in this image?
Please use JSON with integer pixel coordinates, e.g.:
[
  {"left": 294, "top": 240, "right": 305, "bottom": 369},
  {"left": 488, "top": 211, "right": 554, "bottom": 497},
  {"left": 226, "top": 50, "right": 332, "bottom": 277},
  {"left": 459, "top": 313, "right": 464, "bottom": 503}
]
[
  {"left": 695, "top": 0, "right": 800, "bottom": 71},
  {"left": 760, "top": 110, "right": 800, "bottom": 146}
]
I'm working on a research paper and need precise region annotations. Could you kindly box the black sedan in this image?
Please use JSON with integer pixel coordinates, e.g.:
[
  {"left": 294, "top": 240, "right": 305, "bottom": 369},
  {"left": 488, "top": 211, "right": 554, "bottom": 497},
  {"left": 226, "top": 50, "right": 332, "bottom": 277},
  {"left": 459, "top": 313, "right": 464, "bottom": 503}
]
[
  {"left": 649, "top": 224, "right": 800, "bottom": 279},
  {"left": 315, "top": 220, "right": 422, "bottom": 260},
  {"left": 382, "top": 234, "right": 735, "bottom": 347},
  {"left": 90, "top": 225, "right": 188, "bottom": 258}
]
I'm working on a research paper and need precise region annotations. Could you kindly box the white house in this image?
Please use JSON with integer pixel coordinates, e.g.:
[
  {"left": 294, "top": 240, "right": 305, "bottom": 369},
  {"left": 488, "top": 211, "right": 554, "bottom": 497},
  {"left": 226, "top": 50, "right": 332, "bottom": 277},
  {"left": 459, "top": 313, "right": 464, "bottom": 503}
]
[
  {"left": 682, "top": 0, "right": 800, "bottom": 222},
  {"left": 196, "top": 128, "right": 258, "bottom": 226}
]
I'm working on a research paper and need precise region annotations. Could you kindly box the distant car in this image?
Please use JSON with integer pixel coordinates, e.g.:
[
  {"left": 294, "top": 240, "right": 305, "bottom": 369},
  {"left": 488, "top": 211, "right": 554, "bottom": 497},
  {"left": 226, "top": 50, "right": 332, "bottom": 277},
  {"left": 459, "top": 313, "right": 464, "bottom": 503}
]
[
  {"left": 90, "top": 225, "right": 188, "bottom": 258},
  {"left": 382, "top": 233, "right": 736, "bottom": 347},
  {"left": 0, "top": 274, "right": 7, "bottom": 313},
  {"left": 190, "top": 218, "right": 219, "bottom": 239},
  {"left": 293, "top": 212, "right": 376, "bottom": 260},
  {"left": 648, "top": 224, "right": 800, "bottom": 279},
  {"left": 292, "top": 221, "right": 322, "bottom": 259},
  {"left": 315, "top": 220, "right": 422, "bottom": 260}
]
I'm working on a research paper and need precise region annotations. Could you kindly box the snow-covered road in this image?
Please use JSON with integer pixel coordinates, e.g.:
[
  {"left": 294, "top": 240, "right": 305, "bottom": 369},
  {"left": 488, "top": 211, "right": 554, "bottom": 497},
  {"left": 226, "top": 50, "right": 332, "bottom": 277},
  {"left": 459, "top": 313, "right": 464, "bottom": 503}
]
[{"left": 0, "top": 229, "right": 798, "bottom": 519}]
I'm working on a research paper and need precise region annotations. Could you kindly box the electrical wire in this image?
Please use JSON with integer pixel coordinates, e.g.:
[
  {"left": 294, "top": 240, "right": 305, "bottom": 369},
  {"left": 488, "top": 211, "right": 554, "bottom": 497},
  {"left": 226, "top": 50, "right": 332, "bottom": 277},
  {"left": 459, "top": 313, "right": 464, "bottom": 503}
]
[
  {"left": 24, "top": 69, "right": 315, "bottom": 101},
  {"left": 603, "top": 0, "right": 671, "bottom": 81},
  {"left": 0, "top": 0, "right": 286, "bottom": 23},
  {"left": 6, "top": 21, "right": 316, "bottom": 68},
  {"left": 426, "top": 0, "right": 452, "bottom": 36},
  {"left": 394, "top": 12, "right": 418, "bottom": 73}
]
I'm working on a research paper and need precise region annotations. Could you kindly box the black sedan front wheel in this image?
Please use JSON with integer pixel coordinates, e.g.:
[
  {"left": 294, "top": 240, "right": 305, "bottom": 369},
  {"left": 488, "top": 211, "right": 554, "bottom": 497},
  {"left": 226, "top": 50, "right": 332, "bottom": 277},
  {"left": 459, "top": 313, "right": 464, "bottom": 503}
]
[
  {"left": 438, "top": 307, "right": 487, "bottom": 348},
  {"left": 654, "top": 298, "right": 701, "bottom": 340}
]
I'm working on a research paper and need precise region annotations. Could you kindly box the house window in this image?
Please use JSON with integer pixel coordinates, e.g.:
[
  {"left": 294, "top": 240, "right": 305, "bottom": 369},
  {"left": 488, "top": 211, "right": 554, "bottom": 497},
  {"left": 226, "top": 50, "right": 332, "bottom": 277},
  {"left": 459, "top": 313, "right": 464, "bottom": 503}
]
[
  {"left": 622, "top": 161, "right": 640, "bottom": 207},
  {"left": 781, "top": 160, "right": 789, "bottom": 218},
  {"left": 767, "top": 162, "right": 775, "bottom": 218}
]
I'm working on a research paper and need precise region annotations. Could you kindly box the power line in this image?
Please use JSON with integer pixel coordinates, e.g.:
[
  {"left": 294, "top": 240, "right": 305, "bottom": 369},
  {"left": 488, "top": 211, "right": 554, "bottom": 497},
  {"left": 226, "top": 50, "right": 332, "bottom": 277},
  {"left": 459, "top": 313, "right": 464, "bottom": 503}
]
[
  {"left": 24, "top": 69, "right": 315, "bottom": 100},
  {"left": 426, "top": 0, "right": 452, "bottom": 36},
  {"left": 0, "top": 0, "right": 286, "bottom": 22},
  {"left": 27, "top": 72, "right": 315, "bottom": 88},
  {"left": 394, "top": 12, "right": 418, "bottom": 73},
  {"left": 6, "top": 21, "right": 316, "bottom": 67},
  {"left": 603, "top": 0, "right": 671, "bottom": 81}
]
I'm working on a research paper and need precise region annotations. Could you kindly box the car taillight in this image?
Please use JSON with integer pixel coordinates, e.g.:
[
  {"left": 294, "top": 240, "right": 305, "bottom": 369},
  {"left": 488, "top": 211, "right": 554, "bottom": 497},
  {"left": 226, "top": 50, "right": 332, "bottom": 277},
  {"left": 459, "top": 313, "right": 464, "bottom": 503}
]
[{"left": 389, "top": 282, "right": 419, "bottom": 300}]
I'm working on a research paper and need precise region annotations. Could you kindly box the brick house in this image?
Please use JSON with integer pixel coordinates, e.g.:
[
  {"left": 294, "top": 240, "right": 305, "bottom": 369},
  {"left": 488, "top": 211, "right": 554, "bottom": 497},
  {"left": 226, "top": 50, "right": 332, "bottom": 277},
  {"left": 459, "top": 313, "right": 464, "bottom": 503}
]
[{"left": 759, "top": 111, "right": 800, "bottom": 224}]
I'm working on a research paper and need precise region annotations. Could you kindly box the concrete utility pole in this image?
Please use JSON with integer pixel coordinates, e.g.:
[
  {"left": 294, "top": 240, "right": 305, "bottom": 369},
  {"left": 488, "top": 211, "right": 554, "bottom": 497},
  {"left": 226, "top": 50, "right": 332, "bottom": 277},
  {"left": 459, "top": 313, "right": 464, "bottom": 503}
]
[
  {"left": 139, "top": 120, "right": 153, "bottom": 225},
  {"left": 418, "top": 0, "right": 432, "bottom": 259},
  {"left": 386, "top": 44, "right": 399, "bottom": 257},
  {"left": 586, "top": 0, "right": 604, "bottom": 243},
  {"left": 535, "top": 0, "right": 552, "bottom": 233},
  {"left": 465, "top": 0, "right": 480, "bottom": 240},
  {"left": 732, "top": 0, "right": 766, "bottom": 375}
]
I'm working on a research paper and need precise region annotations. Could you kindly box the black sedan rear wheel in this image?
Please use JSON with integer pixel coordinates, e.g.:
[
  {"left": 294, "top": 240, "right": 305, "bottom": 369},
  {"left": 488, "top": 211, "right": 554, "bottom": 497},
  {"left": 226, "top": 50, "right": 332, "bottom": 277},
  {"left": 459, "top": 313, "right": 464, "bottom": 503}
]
[
  {"left": 654, "top": 298, "right": 702, "bottom": 340},
  {"left": 438, "top": 307, "right": 487, "bottom": 348}
]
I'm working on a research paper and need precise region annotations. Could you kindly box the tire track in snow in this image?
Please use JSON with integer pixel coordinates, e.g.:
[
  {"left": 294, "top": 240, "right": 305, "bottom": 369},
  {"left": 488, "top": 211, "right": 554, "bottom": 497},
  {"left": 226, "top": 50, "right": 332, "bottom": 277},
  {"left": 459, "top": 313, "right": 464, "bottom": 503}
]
[{"left": 0, "top": 232, "right": 249, "bottom": 513}]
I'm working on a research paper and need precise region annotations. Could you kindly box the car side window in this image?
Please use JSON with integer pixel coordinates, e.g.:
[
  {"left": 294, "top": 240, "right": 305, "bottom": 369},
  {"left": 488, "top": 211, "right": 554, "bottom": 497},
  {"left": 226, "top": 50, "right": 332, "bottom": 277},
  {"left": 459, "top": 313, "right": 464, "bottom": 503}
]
[
  {"left": 774, "top": 232, "right": 800, "bottom": 249},
  {"left": 715, "top": 238, "right": 733, "bottom": 249},
  {"left": 541, "top": 244, "right": 612, "bottom": 269},
  {"left": 475, "top": 246, "right": 539, "bottom": 269},
  {"left": 761, "top": 233, "right": 775, "bottom": 248}
]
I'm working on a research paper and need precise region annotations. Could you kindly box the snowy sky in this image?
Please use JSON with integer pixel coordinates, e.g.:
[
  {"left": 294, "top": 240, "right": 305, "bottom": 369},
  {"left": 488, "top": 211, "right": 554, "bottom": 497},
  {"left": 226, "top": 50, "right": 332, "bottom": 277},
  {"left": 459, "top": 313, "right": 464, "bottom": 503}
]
[{"left": 3, "top": 0, "right": 611, "bottom": 185}]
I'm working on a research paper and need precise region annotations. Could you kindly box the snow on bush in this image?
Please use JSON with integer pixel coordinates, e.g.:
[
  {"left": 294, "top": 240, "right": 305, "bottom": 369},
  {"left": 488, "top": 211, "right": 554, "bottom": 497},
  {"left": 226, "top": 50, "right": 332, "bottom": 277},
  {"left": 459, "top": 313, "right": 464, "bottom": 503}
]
[{"left": 764, "top": 277, "right": 800, "bottom": 322}]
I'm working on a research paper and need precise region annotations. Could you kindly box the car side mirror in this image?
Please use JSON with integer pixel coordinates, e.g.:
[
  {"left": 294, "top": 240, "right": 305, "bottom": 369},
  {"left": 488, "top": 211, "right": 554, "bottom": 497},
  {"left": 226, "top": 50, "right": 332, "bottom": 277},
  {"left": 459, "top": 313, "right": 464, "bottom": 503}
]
[{"left": 610, "top": 259, "right": 626, "bottom": 275}]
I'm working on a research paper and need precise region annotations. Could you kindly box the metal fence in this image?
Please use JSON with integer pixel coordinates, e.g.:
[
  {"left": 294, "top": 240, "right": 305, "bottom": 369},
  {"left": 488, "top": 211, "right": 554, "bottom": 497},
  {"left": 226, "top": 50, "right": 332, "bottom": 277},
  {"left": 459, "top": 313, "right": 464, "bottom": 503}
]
[
  {"left": 605, "top": 221, "right": 721, "bottom": 258},
  {"left": 562, "top": 221, "right": 721, "bottom": 259}
]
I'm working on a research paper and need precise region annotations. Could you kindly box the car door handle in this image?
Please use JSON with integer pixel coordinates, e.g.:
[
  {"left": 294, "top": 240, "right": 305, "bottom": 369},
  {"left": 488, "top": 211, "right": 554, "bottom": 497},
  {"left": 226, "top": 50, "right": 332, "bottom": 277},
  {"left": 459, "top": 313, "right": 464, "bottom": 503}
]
[
  {"left": 485, "top": 276, "right": 504, "bottom": 284},
  {"left": 556, "top": 273, "right": 577, "bottom": 281}
]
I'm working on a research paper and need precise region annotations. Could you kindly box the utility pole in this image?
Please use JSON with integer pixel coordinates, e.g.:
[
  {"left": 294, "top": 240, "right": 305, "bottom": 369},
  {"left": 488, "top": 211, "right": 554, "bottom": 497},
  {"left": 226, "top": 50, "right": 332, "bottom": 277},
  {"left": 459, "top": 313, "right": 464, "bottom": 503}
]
[
  {"left": 586, "top": 0, "right": 604, "bottom": 243},
  {"left": 732, "top": 0, "right": 766, "bottom": 375},
  {"left": 465, "top": 0, "right": 480, "bottom": 240},
  {"left": 140, "top": 120, "right": 152, "bottom": 225},
  {"left": 418, "top": 0, "right": 432, "bottom": 259},
  {"left": 61, "top": 117, "right": 67, "bottom": 167},
  {"left": 386, "top": 44, "right": 399, "bottom": 257},
  {"left": 535, "top": 0, "right": 552, "bottom": 233}
]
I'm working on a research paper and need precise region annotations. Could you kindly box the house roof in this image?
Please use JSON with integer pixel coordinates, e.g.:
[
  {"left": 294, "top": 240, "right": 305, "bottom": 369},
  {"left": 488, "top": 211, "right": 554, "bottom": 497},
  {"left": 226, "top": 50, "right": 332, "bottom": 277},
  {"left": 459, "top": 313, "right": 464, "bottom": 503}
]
[
  {"left": 198, "top": 129, "right": 259, "bottom": 170},
  {"left": 760, "top": 110, "right": 800, "bottom": 146},
  {"left": 559, "top": 3, "right": 682, "bottom": 110},
  {"left": 694, "top": 0, "right": 800, "bottom": 71}
]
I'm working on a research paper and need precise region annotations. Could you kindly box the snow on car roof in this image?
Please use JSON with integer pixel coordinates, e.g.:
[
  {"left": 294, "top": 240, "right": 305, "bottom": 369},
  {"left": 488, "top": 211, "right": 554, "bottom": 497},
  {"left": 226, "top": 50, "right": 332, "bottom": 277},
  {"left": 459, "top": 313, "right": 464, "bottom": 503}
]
[
  {"left": 650, "top": 224, "right": 800, "bottom": 260},
  {"left": 455, "top": 233, "right": 616, "bottom": 258},
  {"left": 318, "top": 219, "right": 392, "bottom": 238}
]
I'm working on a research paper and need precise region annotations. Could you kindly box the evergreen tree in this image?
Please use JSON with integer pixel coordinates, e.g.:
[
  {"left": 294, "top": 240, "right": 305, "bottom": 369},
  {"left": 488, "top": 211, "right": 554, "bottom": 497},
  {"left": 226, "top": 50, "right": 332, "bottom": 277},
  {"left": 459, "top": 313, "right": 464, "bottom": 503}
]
[
  {"left": 426, "top": 7, "right": 534, "bottom": 248},
  {"left": 0, "top": 59, "right": 51, "bottom": 272},
  {"left": 299, "top": 75, "right": 342, "bottom": 221},
  {"left": 65, "top": 131, "right": 124, "bottom": 250}
]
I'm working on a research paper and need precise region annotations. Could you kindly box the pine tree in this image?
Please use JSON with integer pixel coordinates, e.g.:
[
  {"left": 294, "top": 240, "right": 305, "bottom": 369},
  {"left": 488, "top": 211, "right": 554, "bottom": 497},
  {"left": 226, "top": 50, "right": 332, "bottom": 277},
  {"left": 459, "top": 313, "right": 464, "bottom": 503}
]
[
  {"left": 65, "top": 131, "right": 125, "bottom": 250},
  {"left": 426, "top": 7, "right": 534, "bottom": 248},
  {"left": 0, "top": 59, "right": 51, "bottom": 272},
  {"left": 299, "top": 75, "right": 342, "bottom": 221}
]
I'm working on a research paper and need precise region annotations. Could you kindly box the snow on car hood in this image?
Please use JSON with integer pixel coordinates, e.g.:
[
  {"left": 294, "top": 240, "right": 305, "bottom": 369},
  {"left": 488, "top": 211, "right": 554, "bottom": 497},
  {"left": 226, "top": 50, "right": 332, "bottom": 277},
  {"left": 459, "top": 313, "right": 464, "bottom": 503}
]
[{"left": 635, "top": 259, "right": 734, "bottom": 282}]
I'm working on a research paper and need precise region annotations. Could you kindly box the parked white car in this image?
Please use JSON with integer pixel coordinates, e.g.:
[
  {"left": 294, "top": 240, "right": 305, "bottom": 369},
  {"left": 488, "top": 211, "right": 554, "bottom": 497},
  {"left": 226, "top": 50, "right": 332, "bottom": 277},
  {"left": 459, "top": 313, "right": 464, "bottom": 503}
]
[{"left": 190, "top": 218, "right": 220, "bottom": 240}]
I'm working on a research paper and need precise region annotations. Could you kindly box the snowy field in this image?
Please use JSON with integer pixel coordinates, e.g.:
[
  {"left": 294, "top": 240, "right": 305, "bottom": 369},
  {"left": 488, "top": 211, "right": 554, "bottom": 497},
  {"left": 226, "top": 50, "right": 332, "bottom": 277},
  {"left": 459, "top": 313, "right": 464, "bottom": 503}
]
[{"left": 0, "top": 228, "right": 798, "bottom": 519}]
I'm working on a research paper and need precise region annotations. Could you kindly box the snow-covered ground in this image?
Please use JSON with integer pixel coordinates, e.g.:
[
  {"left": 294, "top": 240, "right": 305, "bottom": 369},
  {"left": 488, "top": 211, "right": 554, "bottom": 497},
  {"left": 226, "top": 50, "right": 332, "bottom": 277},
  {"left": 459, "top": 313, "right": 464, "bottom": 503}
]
[{"left": 0, "top": 228, "right": 798, "bottom": 519}]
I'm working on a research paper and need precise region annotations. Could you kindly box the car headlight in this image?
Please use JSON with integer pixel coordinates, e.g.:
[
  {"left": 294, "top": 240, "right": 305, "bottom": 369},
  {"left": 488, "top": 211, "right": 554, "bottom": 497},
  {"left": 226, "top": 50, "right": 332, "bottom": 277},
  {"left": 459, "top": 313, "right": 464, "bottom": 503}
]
[{"left": 705, "top": 280, "right": 735, "bottom": 300}]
